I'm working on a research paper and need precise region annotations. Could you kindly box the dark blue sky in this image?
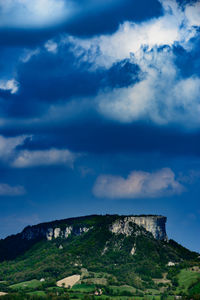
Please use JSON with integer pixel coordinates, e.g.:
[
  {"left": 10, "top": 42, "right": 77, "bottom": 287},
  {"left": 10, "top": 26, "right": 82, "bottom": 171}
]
[{"left": 0, "top": 0, "right": 200, "bottom": 252}]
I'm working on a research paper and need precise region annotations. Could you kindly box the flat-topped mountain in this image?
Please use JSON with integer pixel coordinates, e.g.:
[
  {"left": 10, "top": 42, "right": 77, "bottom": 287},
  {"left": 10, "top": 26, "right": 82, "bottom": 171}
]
[
  {"left": 21, "top": 214, "right": 167, "bottom": 242},
  {"left": 0, "top": 213, "right": 199, "bottom": 297}
]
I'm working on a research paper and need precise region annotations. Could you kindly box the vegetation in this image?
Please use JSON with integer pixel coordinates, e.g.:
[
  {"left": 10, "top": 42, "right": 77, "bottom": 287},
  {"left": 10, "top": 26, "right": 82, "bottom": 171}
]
[
  {"left": 9, "top": 280, "right": 43, "bottom": 291},
  {"left": 176, "top": 269, "right": 200, "bottom": 294},
  {"left": 0, "top": 215, "right": 199, "bottom": 299}
]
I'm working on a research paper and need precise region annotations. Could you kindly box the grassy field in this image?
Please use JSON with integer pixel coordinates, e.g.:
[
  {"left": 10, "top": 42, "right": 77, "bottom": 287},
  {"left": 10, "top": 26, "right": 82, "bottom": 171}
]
[
  {"left": 28, "top": 290, "right": 46, "bottom": 297},
  {"left": 9, "top": 279, "right": 43, "bottom": 291},
  {"left": 71, "top": 283, "right": 96, "bottom": 293},
  {"left": 108, "top": 285, "right": 136, "bottom": 294},
  {"left": 176, "top": 268, "right": 200, "bottom": 294},
  {"left": 2, "top": 265, "right": 200, "bottom": 299}
]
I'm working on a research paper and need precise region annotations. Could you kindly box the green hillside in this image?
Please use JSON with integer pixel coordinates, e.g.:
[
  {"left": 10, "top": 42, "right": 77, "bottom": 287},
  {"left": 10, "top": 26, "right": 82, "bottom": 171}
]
[{"left": 0, "top": 215, "right": 199, "bottom": 299}]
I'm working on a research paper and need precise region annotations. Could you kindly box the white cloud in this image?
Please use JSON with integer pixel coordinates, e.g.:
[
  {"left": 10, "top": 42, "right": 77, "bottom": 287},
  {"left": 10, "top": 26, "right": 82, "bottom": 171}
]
[
  {"left": 62, "top": 0, "right": 200, "bottom": 128},
  {"left": 68, "top": 0, "right": 198, "bottom": 69},
  {"left": 96, "top": 48, "right": 200, "bottom": 126},
  {"left": 69, "top": 17, "right": 181, "bottom": 69},
  {"left": 0, "top": 79, "right": 19, "bottom": 94},
  {"left": 93, "top": 168, "right": 184, "bottom": 199},
  {"left": 185, "top": 2, "right": 200, "bottom": 27},
  {"left": 45, "top": 40, "right": 58, "bottom": 53},
  {"left": 12, "top": 148, "right": 78, "bottom": 168},
  {"left": 0, "top": 0, "right": 74, "bottom": 28},
  {"left": 0, "top": 183, "right": 26, "bottom": 196}
]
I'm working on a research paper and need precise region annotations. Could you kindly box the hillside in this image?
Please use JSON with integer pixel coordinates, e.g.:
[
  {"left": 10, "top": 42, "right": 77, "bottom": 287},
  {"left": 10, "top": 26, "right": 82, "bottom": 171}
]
[{"left": 0, "top": 214, "right": 199, "bottom": 299}]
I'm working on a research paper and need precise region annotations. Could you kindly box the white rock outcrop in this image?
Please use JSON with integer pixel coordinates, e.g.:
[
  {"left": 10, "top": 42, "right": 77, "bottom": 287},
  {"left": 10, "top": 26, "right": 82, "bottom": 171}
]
[
  {"left": 54, "top": 228, "right": 61, "bottom": 239},
  {"left": 45, "top": 225, "right": 91, "bottom": 240},
  {"left": 130, "top": 245, "right": 136, "bottom": 255},
  {"left": 110, "top": 216, "right": 167, "bottom": 240},
  {"left": 65, "top": 226, "right": 73, "bottom": 238}
]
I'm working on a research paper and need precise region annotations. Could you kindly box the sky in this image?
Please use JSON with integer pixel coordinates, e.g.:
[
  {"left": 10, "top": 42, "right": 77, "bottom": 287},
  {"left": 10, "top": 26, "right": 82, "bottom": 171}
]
[{"left": 0, "top": 0, "right": 200, "bottom": 252}]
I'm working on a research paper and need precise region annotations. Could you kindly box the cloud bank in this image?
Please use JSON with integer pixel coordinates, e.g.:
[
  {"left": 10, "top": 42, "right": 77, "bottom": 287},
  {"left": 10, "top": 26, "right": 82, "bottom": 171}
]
[
  {"left": 93, "top": 168, "right": 184, "bottom": 199},
  {"left": 69, "top": 0, "right": 198, "bottom": 68},
  {"left": 1, "top": 0, "right": 200, "bottom": 129},
  {"left": 66, "top": 0, "right": 200, "bottom": 127}
]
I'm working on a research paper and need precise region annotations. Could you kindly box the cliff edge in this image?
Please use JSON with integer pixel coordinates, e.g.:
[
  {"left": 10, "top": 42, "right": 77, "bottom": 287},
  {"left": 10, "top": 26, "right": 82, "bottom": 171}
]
[{"left": 21, "top": 214, "right": 167, "bottom": 241}]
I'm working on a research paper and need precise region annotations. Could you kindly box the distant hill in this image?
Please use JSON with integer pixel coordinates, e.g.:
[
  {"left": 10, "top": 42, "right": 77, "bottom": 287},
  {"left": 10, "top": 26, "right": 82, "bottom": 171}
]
[{"left": 0, "top": 214, "right": 199, "bottom": 299}]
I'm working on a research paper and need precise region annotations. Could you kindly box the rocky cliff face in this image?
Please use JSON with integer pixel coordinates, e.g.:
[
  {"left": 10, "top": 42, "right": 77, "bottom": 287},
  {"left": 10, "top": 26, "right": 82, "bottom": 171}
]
[
  {"left": 22, "top": 225, "right": 91, "bottom": 241},
  {"left": 21, "top": 214, "right": 167, "bottom": 242},
  {"left": 110, "top": 216, "right": 167, "bottom": 240}
]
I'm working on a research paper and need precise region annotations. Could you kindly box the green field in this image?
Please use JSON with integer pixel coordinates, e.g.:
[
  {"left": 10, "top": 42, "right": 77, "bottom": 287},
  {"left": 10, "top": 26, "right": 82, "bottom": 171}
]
[
  {"left": 176, "top": 269, "right": 200, "bottom": 294},
  {"left": 28, "top": 290, "right": 46, "bottom": 297},
  {"left": 9, "top": 279, "right": 43, "bottom": 291},
  {"left": 3, "top": 267, "right": 200, "bottom": 299},
  {"left": 0, "top": 215, "right": 199, "bottom": 299},
  {"left": 107, "top": 285, "right": 136, "bottom": 295},
  {"left": 71, "top": 283, "right": 96, "bottom": 293}
]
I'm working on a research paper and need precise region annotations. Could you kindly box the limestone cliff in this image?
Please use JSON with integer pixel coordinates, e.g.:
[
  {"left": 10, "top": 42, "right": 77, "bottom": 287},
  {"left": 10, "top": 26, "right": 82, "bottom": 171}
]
[
  {"left": 110, "top": 215, "right": 167, "bottom": 240},
  {"left": 22, "top": 224, "right": 90, "bottom": 241},
  {"left": 21, "top": 214, "right": 167, "bottom": 242}
]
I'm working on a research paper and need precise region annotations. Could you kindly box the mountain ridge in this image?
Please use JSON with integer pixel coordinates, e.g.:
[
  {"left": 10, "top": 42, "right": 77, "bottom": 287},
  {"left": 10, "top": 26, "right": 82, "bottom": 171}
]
[
  {"left": 0, "top": 214, "right": 197, "bottom": 264},
  {"left": 20, "top": 214, "right": 167, "bottom": 242},
  {"left": 0, "top": 213, "right": 199, "bottom": 298}
]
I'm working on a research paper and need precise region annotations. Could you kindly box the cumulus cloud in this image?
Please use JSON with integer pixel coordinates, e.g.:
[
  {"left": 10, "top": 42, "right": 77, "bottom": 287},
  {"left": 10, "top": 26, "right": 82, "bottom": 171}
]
[
  {"left": 0, "top": 183, "right": 26, "bottom": 196},
  {"left": 96, "top": 48, "right": 200, "bottom": 126},
  {"left": 1, "top": 0, "right": 199, "bottom": 129},
  {"left": 0, "top": 0, "right": 74, "bottom": 28},
  {"left": 0, "top": 79, "right": 19, "bottom": 94},
  {"left": 64, "top": 0, "right": 200, "bottom": 127},
  {"left": 93, "top": 168, "right": 184, "bottom": 199},
  {"left": 69, "top": 0, "right": 198, "bottom": 69},
  {"left": 12, "top": 148, "right": 78, "bottom": 168}
]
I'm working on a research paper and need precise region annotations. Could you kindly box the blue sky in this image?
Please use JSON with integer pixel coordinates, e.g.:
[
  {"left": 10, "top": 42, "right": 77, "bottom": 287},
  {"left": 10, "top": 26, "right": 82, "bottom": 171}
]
[{"left": 0, "top": 0, "right": 200, "bottom": 252}]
